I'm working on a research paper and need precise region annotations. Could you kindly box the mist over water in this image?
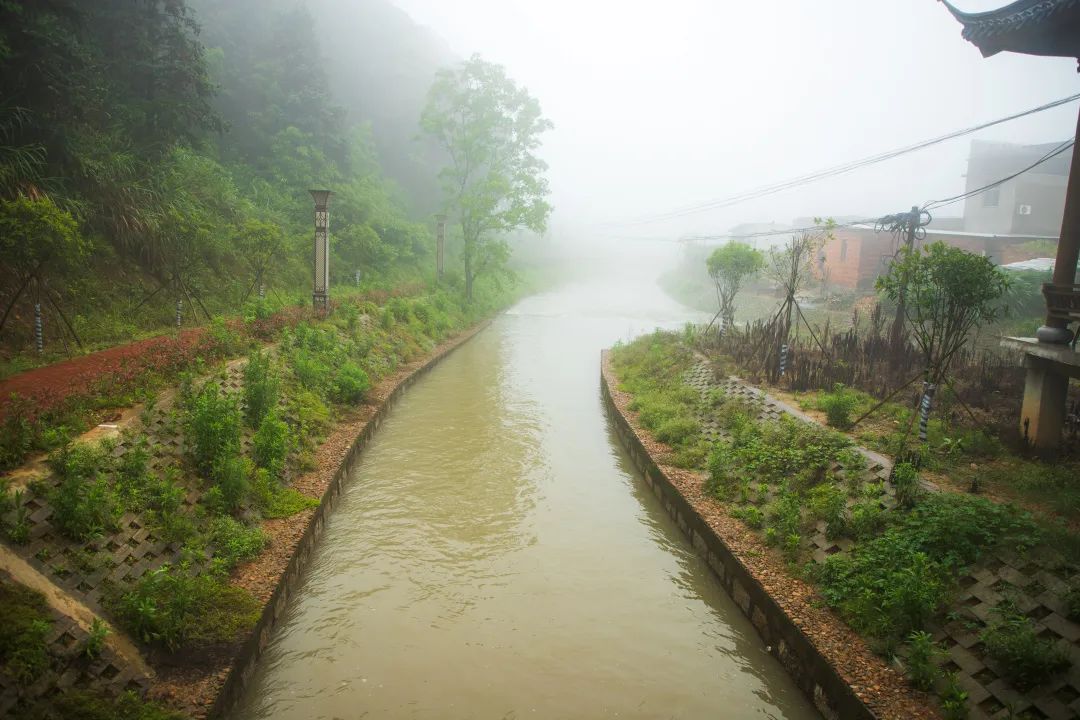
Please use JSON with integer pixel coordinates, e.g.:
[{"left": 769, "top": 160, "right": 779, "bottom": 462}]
[{"left": 232, "top": 243, "right": 818, "bottom": 719}]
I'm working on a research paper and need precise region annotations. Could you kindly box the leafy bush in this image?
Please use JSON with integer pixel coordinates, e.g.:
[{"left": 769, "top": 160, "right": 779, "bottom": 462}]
[
  {"left": 81, "top": 618, "right": 109, "bottom": 659},
  {"left": 252, "top": 411, "right": 290, "bottom": 479},
  {"left": 815, "top": 539, "right": 948, "bottom": 641},
  {"left": 108, "top": 563, "right": 259, "bottom": 651},
  {"left": 733, "top": 505, "right": 764, "bottom": 529},
  {"left": 0, "top": 581, "right": 53, "bottom": 685},
  {"left": 207, "top": 455, "right": 251, "bottom": 513},
  {"left": 653, "top": 416, "right": 700, "bottom": 446},
  {"left": 892, "top": 462, "right": 921, "bottom": 509},
  {"left": 980, "top": 604, "right": 1070, "bottom": 690},
  {"left": 905, "top": 630, "right": 942, "bottom": 691},
  {"left": 183, "top": 380, "right": 242, "bottom": 476},
  {"left": 47, "top": 444, "right": 121, "bottom": 542},
  {"left": 207, "top": 516, "right": 267, "bottom": 570},
  {"left": 816, "top": 494, "right": 1037, "bottom": 641},
  {"left": 819, "top": 383, "right": 859, "bottom": 429},
  {"left": 251, "top": 469, "right": 320, "bottom": 518},
  {"left": 849, "top": 500, "right": 885, "bottom": 540},
  {"left": 808, "top": 483, "right": 847, "bottom": 537},
  {"left": 331, "top": 361, "right": 371, "bottom": 404},
  {"left": 242, "top": 350, "right": 279, "bottom": 429},
  {"left": 939, "top": 673, "right": 969, "bottom": 720},
  {"left": 35, "top": 689, "right": 187, "bottom": 720}
]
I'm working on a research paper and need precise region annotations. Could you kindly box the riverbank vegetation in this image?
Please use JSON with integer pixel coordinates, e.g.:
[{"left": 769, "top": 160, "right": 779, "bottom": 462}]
[{"left": 611, "top": 328, "right": 1080, "bottom": 718}]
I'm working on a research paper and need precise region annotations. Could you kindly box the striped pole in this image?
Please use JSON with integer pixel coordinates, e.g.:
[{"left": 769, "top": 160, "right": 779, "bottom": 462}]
[
  {"left": 175, "top": 299, "right": 182, "bottom": 329},
  {"left": 918, "top": 383, "right": 936, "bottom": 443},
  {"left": 779, "top": 343, "right": 789, "bottom": 377},
  {"left": 34, "top": 303, "right": 43, "bottom": 354},
  {"left": 718, "top": 315, "right": 726, "bottom": 339},
  {"left": 259, "top": 283, "right": 265, "bottom": 300}
]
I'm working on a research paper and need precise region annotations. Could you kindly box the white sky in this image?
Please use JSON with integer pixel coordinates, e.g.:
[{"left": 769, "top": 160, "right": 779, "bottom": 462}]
[{"left": 391, "top": 0, "right": 1079, "bottom": 241}]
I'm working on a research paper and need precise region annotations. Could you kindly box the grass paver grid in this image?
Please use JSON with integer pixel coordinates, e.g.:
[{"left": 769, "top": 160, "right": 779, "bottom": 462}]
[{"left": 682, "top": 359, "right": 1080, "bottom": 720}]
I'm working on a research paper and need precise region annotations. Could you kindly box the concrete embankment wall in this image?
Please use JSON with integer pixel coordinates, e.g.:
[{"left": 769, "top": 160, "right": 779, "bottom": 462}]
[
  {"left": 600, "top": 351, "right": 875, "bottom": 720},
  {"left": 209, "top": 321, "right": 490, "bottom": 718}
]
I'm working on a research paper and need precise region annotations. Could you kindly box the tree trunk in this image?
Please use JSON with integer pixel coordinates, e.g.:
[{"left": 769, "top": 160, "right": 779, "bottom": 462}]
[{"left": 464, "top": 250, "right": 474, "bottom": 302}]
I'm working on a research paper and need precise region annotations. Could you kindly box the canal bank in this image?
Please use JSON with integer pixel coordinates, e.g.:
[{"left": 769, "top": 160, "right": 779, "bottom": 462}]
[{"left": 228, "top": 268, "right": 819, "bottom": 720}]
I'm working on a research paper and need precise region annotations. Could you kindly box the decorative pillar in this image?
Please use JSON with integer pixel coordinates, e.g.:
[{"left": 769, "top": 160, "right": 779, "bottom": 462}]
[
  {"left": 435, "top": 214, "right": 447, "bottom": 281},
  {"left": 1037, "top": 104, "right": 1080, "bottom": 345},
  {"left": 310, "top": 189, "right": 333, "bottom": 314}
]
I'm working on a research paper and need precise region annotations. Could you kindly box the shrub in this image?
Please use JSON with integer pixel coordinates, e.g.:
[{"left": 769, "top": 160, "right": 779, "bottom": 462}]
[
  {"left": 905, "top": 630, "right": 942, "bottom": 691},
  {"left": 1066, "top": 585, "right": 1080, "bottom": 622},
  {"left": 207, "top": 516, "right": 267, "bottom": 570},
  {"left": 654, "top": 416, "right": 699, "bottom": 446},
  {"left": 0, "top": 581, "right": 53, "bottom": 686},
  {"left": 9, "top": 489, "right": 30, "bottom": 545},
  {"left": 183, "top": 380, "right": 242, "bottom": 475},
  {"left": 820, "top": 383, "right": 859, "bottom": 429},
  {"left": 892, "top": 462, "right": 921, "bottom": 509},
  {"left": 815, "top": 538, "right": 948, "bottom": 640},
  {"left": 47, "top": 444, "right": 121, "bottom": 542},
  {"left": 82, "top": 618, "right": 109, "bottom": 659},
  {"left": 766, "top": 493, "right": 802, "bottom": 539},
  {"left": 42, "top": 689, "right": 187, "bottom": 720},
  {"left": 208, "top": 455, "right": 251, "bottom": 513},
  {"left": 733, "top": 505, "right": 764, "bottom": 529},
  {"left": 849, "top": 500, "right": 885, "bottom": 540},
  {"left": 242, "top": 350, "right": 279, "bottom": 429},
  {"left": 939, "top": 673, "right": 969, "bottom": 720},
  {"left": 980, "top": 604, "right": 1070, "bottom": 690},
  {"left": 331, "top": 361, "right": 371, "bottom": 404},
  {"left": 808, "top": 484, "right": 847, "bottom": 537},
  {"left": 251, "top": 469, "right": 320, "bottom": 518},
  {"left": 252, "top": 411, "right": 290, "bottom": 479},
  {"left": 290, "top": 348, "right": 330, "bottom": 393},
  {"left": 108, "top": 563, "right": 259, "bottom": 651}
]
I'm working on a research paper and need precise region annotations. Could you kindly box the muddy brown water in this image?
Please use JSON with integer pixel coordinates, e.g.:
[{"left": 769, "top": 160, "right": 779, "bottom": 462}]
[{"left": 233, "top": 259, "right": 819, "bottom": 719}]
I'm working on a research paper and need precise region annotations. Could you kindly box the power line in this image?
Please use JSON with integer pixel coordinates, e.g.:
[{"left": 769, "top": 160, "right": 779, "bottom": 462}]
[
  {"left": 922, "top": 139, "right": 1075, "bottom": 211},
  {"left": 612, "top": 92, "right": 1080, "bottom": 227},
  {"left": 687, "top": 140, "right": 1074, "bottom": 243}
]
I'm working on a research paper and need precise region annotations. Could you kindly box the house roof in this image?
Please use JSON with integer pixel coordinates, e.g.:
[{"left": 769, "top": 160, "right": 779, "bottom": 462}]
[
  {"left": 939, "top": 0, "right": 1080, "bottom": 58},
  {"left": 848, "top": 223, "right": 1057, "bottom": 241}
]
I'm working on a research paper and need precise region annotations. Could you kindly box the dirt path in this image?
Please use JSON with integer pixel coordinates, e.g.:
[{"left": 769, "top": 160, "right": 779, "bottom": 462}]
[{"left": 0, "top": 542, "right": 153, "bottom": 677}]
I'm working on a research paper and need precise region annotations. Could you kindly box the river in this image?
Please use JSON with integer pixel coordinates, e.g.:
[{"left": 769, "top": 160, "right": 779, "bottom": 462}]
[{"left": 233, "top": 247, "right": 818, "bottom": 719}]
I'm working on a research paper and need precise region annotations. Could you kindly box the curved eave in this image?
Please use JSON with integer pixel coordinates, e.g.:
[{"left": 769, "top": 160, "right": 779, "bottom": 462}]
[{"left": 939, "top": 0, "right": 1080, "bottom": 58}]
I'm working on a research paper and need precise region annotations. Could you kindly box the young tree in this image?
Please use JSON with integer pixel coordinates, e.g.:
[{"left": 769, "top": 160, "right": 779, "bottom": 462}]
[
  {"left": 764, "top": 225, "right": 831, "bottom": 342},
  {"left": 706, "top": 241, "right": 764, "bottom": 330},
  {"left": 420, "top": 55, "right": 552, "bottom": 301},
  {"left": 877, "top": 242, "right": 1009, "bottom": 388},
  {"left": 0, "top": 194, "right": 86, "bottom": 333}
]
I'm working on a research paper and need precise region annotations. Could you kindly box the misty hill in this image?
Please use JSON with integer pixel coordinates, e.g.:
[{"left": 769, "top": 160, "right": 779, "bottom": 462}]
[{"left": 309, "top": 0, "right": 456, "bottom": 216}]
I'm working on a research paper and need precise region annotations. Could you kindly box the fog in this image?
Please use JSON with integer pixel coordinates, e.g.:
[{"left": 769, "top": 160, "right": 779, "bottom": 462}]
[{"left": 390, "top": 0, "right": 1077, "bottom": 243}]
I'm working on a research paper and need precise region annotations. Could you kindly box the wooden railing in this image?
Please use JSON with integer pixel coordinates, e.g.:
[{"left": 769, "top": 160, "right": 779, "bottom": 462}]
[{"left": 1043, "top": 283, "right": 1080, "bottom": 321}]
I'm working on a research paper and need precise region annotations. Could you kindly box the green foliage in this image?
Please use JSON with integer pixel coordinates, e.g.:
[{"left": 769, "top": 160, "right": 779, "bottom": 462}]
[
  {"left": 81, "top": 618, "right": 109, "bottom": 660},
  {"left": 31, "top": 689, "right": 187, "bottom": 720},
  {"left": 877, "top": 242, "right": 1009, "bottom": 384},
  {"left": 242, "top": 350, "right": 279, "bottom": 428},
  {"left": 331, "top": 361, "right": 371, "bottom": 404},
  {"left": 892, "top": 462, "right": 921, "bottom": 509},
  {"left": 207, "top": 455, "right": 251, "bottom": 514},
  {"left": 815, "top": 493, "right": 1037, "bottom": 641},
  {"left": 0, "top": 195, "right": 86, "bottom": 283},
  {"left": 905, "top": 630, "right": 942, "bottom": 691},
  {"left": 0, "top": 581, "right": 52, "bottom": 686},
  {"left": 819, "top": 383, "right": 859, "bottom": 430},
  {"left": 252, "top": 411, "right": 290, "bottom": 479},
  {"left": 807, "top": 483, "right": 847, "bottom": 538},
  {"left": 183, "top": 380, "right": 242, "bottom": 476},
  {"left": 653, "top": 416, "right": 700, "bottom": 446},
  {"left": 980, "top": 604, "right": 1070, "bottom": 690},
  {"left": 421, "top": 55, "right": 552, "bottom": 300},
  {"left": 207, "top": 516, "right": 267, "bottom": 571},
  {"left": 706, "top": 241, "right": 764, "bottom": 324},
  {"left": 251, "top": 469, "right": 319, "bottom": 519},
  {"left": 108, "top": 563, "right": 259, "bottom": 651},
  {"left": 47, "top": 444, "right": 121, "bottom": 542},
  {"left": 939, "top": 673, "right": 969, "bottom": 720}
]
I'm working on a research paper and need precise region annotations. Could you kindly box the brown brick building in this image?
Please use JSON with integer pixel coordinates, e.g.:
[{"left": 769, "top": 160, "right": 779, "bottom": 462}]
[{"left": 819, "top": 225, "right": 1055, "bottom": 290}]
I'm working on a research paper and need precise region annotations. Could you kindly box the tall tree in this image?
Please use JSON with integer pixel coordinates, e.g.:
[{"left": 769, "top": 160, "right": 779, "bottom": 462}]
[{"left": 421, "top": 55, "right": 552, "bottom": 301}]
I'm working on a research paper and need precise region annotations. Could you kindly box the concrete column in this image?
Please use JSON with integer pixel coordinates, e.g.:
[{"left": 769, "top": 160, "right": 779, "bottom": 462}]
[{"left": 1019, "top": 355, "right": 1069, "bottom": 452}]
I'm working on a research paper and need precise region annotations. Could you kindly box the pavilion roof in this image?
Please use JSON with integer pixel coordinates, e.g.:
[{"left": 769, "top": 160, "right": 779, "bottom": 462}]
[{"left": 939, "top": 0, "right": 1080, "bottom": 59}]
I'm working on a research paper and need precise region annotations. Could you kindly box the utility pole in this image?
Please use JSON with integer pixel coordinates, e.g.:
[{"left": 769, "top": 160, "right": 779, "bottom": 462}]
[
  {"left": 435, "top": 214, "right": 446, "bottom": 281},
  {"left": 885, "top": 206, "right": 930, "bottom": 349}
]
